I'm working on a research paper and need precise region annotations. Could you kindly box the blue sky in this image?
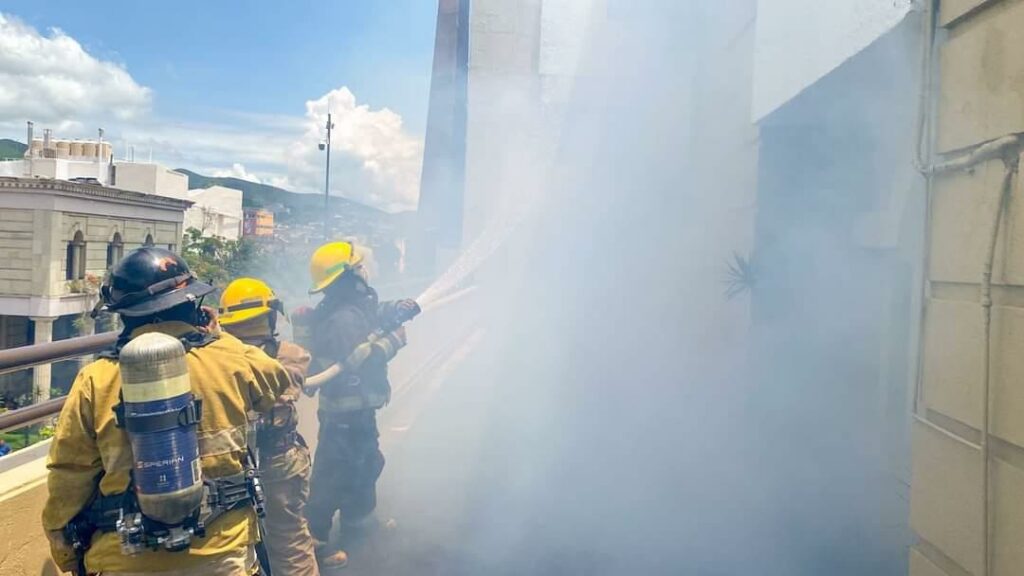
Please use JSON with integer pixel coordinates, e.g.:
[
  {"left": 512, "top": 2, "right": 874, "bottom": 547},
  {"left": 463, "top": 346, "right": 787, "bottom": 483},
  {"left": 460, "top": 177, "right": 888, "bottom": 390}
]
[{"left": 0, "top": 2, "right": 439, "bottom": 210}]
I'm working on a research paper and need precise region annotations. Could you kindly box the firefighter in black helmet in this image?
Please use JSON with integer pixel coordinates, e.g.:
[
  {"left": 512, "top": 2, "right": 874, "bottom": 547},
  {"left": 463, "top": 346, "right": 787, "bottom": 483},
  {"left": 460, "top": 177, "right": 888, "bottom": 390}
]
[{"left": 43, "top": 247, "right": 292, "bottom": 575}]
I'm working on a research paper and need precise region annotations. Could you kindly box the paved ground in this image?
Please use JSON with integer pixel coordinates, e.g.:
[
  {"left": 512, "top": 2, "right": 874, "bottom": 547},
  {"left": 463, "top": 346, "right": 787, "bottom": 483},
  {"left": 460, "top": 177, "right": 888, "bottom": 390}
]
[{"left": 293, "top": 289, "right": 911, "bottom": 576}]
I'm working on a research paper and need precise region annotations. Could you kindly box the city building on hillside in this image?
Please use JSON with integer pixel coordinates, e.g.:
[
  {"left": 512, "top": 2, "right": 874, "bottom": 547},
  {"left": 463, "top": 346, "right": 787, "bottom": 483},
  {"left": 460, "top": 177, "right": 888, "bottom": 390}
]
[
  {"left": 0, "top": 176, "right": 190, "bottom": 404},
  {"left": 184, "top": 185, "right": 243, "bottom": 240},
  {"left": 243, "top": 207, "right": 274, "bottom": 237}
]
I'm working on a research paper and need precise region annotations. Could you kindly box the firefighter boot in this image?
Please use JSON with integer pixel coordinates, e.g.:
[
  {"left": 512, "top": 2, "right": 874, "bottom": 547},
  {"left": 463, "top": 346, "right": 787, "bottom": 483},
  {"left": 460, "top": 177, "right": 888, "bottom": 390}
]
[{"left": 314, "top": 540, "right": 349, "bottom": 570}]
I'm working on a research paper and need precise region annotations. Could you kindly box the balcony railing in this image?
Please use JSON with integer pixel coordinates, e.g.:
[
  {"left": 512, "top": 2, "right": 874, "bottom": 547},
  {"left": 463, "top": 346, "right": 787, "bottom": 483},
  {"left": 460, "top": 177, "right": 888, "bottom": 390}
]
[{"left": 0, "top": 331, "right": 117, "bottom": 433}]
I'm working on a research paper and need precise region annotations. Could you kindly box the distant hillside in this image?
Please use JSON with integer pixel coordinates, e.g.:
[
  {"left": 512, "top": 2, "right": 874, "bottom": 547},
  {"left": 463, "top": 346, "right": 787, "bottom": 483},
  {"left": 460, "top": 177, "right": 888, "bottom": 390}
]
[
  {"left": 0, "top": 139, "right": 27, "bottom": 160},
  {"left": 176, "top": 169, "right": 386, "bottom": 226}
]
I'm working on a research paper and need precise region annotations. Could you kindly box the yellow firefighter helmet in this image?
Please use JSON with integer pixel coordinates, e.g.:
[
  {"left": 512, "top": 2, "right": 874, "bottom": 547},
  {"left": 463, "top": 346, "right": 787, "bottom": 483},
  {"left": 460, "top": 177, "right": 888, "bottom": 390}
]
[
  {"left": 218, "top": 277, "right": 283, "bottom": 326},
  {"left": 309, "top": 241, "right": 364, "bottom": 294}
]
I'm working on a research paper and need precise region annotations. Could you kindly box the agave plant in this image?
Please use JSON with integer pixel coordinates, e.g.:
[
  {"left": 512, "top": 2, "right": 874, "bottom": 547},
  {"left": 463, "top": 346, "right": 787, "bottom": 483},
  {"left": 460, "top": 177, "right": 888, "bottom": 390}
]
[{"left": 723, "top": 252, "right": 756, "bottom": 300}]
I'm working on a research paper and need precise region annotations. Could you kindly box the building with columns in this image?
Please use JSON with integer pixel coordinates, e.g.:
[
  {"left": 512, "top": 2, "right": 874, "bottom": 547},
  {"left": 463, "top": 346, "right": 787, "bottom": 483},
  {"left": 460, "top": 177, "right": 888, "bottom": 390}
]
[{"left": 0, "top": 177, "right": 190, "bottom": 404}]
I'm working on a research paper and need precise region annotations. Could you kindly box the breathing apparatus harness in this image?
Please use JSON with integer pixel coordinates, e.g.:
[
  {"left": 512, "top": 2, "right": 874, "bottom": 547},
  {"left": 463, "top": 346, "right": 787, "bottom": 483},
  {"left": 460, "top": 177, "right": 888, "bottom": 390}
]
[{"left": 63, "top": 329, "right": 273, "bottom": 576}]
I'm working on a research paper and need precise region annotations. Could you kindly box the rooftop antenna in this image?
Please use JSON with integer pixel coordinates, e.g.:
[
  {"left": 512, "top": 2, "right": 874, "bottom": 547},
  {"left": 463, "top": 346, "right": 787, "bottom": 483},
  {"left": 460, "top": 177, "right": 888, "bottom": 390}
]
[{"left": 97, "top": 128, "right": 104, "bottom": 161}]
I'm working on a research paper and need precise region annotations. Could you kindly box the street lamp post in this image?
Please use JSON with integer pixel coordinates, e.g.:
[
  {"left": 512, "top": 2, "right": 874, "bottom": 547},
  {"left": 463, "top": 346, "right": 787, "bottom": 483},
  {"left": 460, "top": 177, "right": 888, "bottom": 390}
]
[{"left": 319, "top": 113, "right": 334, "bottom": 241}]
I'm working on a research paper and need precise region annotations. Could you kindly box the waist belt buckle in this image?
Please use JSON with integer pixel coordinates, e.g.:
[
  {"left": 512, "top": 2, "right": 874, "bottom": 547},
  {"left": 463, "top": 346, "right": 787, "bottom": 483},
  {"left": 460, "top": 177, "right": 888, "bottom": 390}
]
[{"left": 211, "top": 476, "right": 250, "bottom": 511}]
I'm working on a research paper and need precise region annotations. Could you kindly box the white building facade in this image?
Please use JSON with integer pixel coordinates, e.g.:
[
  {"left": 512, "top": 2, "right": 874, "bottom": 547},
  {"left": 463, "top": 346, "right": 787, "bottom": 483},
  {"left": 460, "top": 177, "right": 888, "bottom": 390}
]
[{"left": 184, "top": 185, "right": 244, "bottom": 240}]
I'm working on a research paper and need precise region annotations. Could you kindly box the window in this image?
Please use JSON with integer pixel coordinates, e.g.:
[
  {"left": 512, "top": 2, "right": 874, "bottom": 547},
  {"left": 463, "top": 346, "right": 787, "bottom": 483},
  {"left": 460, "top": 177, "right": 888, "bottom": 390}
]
[
  {"left": 106, "top": 232, "right": 123, "bottom": 268},
  {"left": 66, "top": 231, "right": 86, "bottom": 280},
  {"left": 144, "top": 233, "right": 155, "bottom": 247}
]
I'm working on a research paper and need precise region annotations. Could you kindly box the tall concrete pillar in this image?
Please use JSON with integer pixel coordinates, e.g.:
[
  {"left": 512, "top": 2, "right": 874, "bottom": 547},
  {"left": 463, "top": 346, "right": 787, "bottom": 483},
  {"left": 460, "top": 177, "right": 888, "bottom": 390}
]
[{"left": 30, "top": 317, "right": 55, "bottom": 402}]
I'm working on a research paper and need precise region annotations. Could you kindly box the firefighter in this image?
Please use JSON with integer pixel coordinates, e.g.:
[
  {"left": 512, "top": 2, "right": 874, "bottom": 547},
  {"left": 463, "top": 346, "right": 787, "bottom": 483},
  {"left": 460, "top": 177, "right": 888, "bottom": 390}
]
[
  {"left": 219, "top": 278, "right": 320, "bottom": 575},
  {"left": 42, "top": 247, "right": 292, "bottom": 576},
  {"left": 297, "top": 241, "right": 417, "bottom": 568}
]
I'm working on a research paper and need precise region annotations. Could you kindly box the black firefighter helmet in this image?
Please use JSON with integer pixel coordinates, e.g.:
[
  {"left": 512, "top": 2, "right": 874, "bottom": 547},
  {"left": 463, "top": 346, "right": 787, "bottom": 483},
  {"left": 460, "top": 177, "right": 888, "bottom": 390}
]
[{"left": 100, "top": 246, "right": 214, "bottom": 317}]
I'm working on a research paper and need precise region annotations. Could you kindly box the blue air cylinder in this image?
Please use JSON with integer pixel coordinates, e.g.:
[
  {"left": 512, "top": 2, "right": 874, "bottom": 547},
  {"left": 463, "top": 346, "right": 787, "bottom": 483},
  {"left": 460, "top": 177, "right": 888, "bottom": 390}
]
[{"left": 119, "top": 332, "right": 204, "bottom": 525}]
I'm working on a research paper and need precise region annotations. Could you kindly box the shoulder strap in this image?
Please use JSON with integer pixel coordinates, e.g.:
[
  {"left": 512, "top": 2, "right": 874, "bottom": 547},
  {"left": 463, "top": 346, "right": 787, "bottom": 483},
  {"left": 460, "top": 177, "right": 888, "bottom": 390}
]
[{"left": 100, "top": 329, "right": 217, "bottom": 360}]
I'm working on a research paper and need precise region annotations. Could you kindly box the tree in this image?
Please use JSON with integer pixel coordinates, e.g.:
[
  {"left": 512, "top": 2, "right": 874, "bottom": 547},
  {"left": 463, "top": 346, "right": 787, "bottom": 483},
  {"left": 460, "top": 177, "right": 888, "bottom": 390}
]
[{"left": 181, "top": 228, "right": 263, "bottom": 288}]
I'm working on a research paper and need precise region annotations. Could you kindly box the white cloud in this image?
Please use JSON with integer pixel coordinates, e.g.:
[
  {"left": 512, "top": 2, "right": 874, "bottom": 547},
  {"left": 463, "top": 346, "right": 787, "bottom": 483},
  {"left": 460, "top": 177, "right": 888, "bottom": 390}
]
[
  {"left": 0, "top": 14, "right": 151, "bottom": 122},
  {"left": 283, "top": 88, "right": 424, "bottom": 212},
  {"left": 0, "top": 14, "right": 422, "bottom": 213},
  {"left": 212, "top": 162, "right": 262, "bottom": 183}
]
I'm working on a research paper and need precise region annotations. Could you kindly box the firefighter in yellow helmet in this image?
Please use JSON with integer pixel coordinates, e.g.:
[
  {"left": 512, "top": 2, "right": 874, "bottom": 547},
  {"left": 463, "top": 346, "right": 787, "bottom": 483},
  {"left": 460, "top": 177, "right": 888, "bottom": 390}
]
[
  {"left": 219, "top": 278, "right": 322, "bottom": 575},
  {"left": 42, "top": 247, "right": 292, "bottom": 576},
  {"left": 295, "top": 241, "right": 418, "bottom": 568}
]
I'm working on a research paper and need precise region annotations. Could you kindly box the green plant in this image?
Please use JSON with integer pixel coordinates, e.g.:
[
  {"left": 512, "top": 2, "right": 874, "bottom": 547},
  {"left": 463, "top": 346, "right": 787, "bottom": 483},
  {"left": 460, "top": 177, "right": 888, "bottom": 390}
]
[
  {"left": 181, "top": 228, "right": 265, "bottom": 288},
  {"left": 71, "top": 273, "right": 103, "bottom": 331},
  {"left": 723, "top": 252, "right": 756, "bottom": 300},
  {"left": 2, "top": 431, "right": 43, "bottom": 450}
]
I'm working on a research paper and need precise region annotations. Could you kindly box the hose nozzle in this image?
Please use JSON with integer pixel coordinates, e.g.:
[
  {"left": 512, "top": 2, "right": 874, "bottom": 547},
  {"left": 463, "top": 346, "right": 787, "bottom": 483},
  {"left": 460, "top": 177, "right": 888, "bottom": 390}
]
[
  {"left": 396, "top": 300, "right": 421, "bottom": 325},
  {"left": 380, "top": 299, "right": 421, "bottom": 333}
]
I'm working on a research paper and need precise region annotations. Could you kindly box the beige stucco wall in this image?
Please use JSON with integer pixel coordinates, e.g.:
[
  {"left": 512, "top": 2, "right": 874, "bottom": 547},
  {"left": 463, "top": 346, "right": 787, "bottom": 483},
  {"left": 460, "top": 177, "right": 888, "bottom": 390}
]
[
  {"left": 912, "top": 0, "right": 1024, "bottom": 574},
  {"left": 48, "top": 213, "right": 182, "bottom": 298},
  {"left": 0, "top": 209, "right": 34, "bottom": 296},
  {"left": 0, "top": 180, "right": 189, "bottom": 318}
]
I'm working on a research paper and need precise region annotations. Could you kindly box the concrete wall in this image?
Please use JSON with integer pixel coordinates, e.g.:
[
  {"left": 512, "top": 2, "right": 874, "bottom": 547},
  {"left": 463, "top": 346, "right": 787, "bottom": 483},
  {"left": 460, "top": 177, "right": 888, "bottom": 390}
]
[
  {"left": 0, "top": 442, "right": 58, "bottom": 576},
  {"left": 0, "top": 209, "right": 35, "bottom": 296},
  {"left": 687, "top": 0, "right": 759, "bottom": 357},
  {"left": 57, "top": 212, "right": 181, "bottom": 288},
  {"left": 461, "top": 0, "right": 545, "bottom": 245},
  {"left": 752, "top": 0, "right": 914, "bottom": 120},
  {"left": 0, "top": 208, "right": 182, "bottom": 302},
  {"left": 0, "top": 159, "right": 108, "bottom": 184},
  {"left": 0, "top": 180, "right": 188, "bottom": 317},
  {"left": 184, "top": 186, "right": 243, "bottom": 240},
  {"left": 751, "top": 14, "right": 924, "bottom": 573},
  {"left": 912, "top": 1, "right": 1024, "bottom": 574},
  {"left": 114, "top": 163, "right": 189, "bottom": 200},
  {"left": 415, "top": 0, "right": 470, "bottom": 272}
]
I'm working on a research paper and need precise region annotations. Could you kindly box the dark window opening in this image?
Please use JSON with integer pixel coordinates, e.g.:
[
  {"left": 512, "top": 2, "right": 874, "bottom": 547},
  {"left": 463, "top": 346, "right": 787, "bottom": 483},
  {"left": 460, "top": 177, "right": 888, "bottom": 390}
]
[
  {"left": 106, "top": 232, "right": 124, "bottom": 268},
  {"left": 66, "top": 231, "right": 86, "bottom": 281}
]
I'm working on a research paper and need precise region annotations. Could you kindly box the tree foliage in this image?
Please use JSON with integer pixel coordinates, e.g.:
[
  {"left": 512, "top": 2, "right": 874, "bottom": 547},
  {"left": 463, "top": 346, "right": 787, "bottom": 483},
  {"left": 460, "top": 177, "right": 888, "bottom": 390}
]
[{"left": 181, "top": 228, "right": 263, "bottom": 288}]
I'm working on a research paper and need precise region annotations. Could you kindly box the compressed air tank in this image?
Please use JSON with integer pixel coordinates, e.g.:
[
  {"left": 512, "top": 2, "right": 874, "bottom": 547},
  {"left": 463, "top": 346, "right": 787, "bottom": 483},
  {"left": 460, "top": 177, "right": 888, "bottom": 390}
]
[{"left": 119, "top": 332, "right": 203, "bottom": 525}]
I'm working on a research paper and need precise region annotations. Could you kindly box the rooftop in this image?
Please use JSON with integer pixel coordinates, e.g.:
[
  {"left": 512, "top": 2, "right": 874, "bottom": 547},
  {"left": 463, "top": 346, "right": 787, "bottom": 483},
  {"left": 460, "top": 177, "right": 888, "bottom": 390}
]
[{"left": 0, "top": 176, "right": 193, "bottom": 211}]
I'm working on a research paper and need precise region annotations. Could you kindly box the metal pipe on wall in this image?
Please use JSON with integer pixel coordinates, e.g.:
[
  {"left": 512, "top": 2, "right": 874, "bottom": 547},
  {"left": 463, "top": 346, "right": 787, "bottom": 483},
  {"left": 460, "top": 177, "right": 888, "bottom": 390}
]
[{"left": 925, "top": 135, "right": 1022, "bottom": 576}]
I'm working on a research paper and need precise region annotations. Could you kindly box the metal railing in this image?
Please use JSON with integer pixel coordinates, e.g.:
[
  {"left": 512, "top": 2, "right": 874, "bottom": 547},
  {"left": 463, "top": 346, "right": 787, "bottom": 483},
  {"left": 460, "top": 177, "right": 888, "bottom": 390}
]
[
  {"left": 0, "top": 331, "right": 118, "bottom": 433},
  {"left": 0, "top": 275, "right": 468, "bottom": 436}
]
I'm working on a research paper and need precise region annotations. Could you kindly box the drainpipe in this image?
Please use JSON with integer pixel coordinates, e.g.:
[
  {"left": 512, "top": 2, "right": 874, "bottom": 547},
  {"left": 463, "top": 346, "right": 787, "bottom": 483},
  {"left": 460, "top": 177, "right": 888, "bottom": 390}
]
[
  {"left": 978, "top": 154, "right": 1018, "bottom": 576},
  {"left": 929, "top": 134, "right": 1021, "bottom": 576},
  {"left": 912, "top": 0, "right": 939, "bottom": 417}
]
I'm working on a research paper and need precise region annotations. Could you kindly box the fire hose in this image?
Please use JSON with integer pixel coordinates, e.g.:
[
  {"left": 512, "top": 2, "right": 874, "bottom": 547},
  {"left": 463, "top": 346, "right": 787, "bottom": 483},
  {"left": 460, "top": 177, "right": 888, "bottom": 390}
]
[
  {"left": 302, "top": 300, "right": 422, "bottom": 395},
  {"left": 301, "top": 285, "right": 478, "bottom": 394}
]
